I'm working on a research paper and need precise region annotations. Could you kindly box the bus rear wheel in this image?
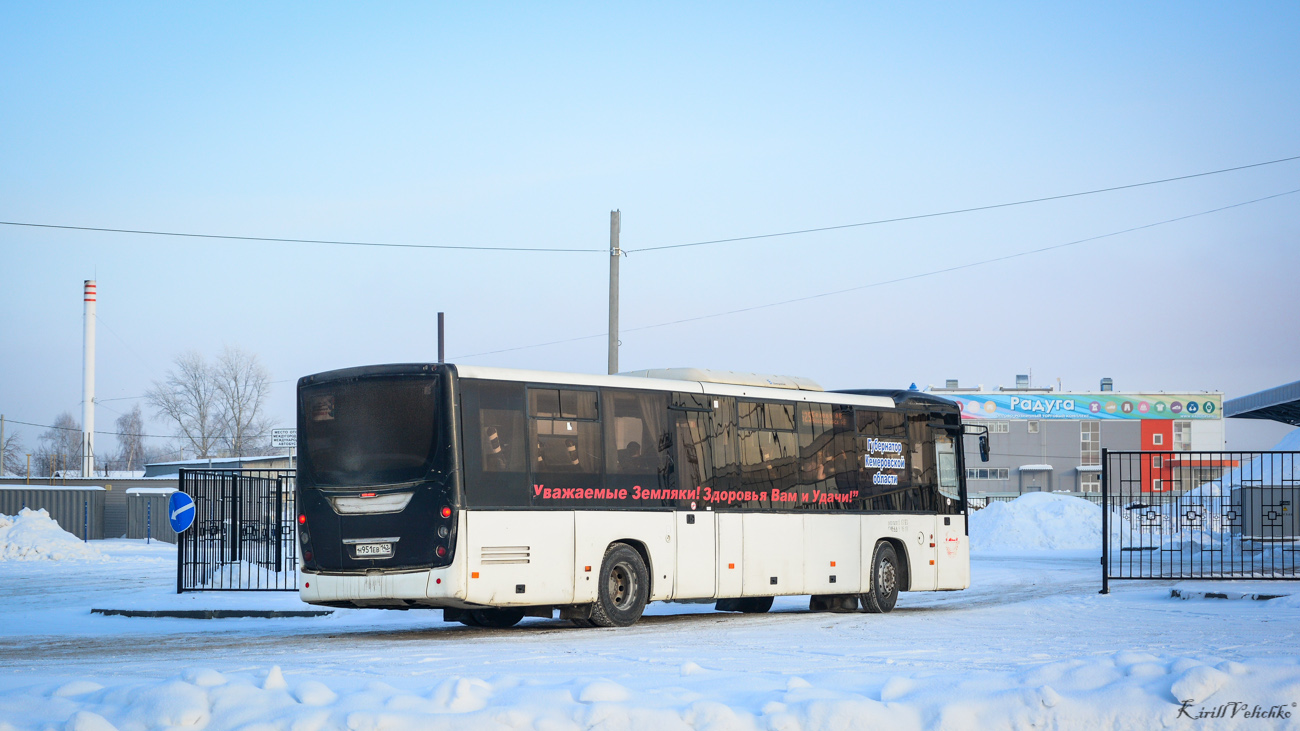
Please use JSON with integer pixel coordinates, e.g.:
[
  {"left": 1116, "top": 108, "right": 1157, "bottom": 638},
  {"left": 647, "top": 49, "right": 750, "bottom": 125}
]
[
  {"left": 860, "top": 542, "right": 900, "bottom": 614},
  {"left": 588, "top": 543, "right": 649, "bottom": 628}
]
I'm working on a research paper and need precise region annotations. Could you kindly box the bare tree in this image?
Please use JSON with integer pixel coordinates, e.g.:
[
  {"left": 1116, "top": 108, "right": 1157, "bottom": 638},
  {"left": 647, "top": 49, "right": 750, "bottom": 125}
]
[
  {"left": 215, "top": 346, "right": 272, "bottom": 457},
  {"left": 35, "top": 412, "right": 82, "bottom": 476},
  {"left": 146, "top": 347, "right": 275, "bottom": 460},
  {"left": 1, "top": 428, "right": 25, "bottom": 477},
  {"left": 115, "top": 404, "right": 147, "bottom": 472},
  {"left": 147, "top": 350, "right": 222, "bottom": 459}
]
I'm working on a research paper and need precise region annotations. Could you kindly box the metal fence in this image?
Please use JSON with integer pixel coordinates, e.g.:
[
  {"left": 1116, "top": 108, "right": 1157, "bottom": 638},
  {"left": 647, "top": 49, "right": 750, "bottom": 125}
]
[
  {"left": 127, "top": 489, "right": 178, "bottom": 544},
  {"left": 968, "top": 493, "right": 1104, "bottom": 510},
  {"left": 1101, "top": 449, "right": 1300, "bottom": 593},
  {"left": 0, "top": 486, "right": 105, "bottom": 540},
  {"left": 176, "top": 469, "right": 298, "bottom": 592}
]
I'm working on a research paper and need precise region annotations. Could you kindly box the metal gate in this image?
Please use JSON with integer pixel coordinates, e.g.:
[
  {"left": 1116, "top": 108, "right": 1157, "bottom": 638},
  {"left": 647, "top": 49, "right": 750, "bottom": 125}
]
[
  {"left": 176, "top": 468, "right": 298, "bottom": 592},
  {"left": 1101, "top": 449, "right": 1300, "bottom": 593}
]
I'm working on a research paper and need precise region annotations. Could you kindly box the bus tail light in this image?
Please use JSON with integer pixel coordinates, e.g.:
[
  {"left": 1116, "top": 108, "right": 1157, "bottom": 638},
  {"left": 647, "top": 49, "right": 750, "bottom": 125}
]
[
  {"left": 436, "top": 546, "right": 447, "bottom": 557},
  {"left": 298, "top": 514, "right": 306, "bottom": 525},
  {"left": 441, "top": 506, "right": 452, "bottom": 519}
]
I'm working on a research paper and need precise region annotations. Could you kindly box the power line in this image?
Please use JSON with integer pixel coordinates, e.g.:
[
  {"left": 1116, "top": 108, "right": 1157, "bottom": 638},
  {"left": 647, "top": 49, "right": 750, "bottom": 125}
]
[
  {"left": 626, "top": 153, "right": 1300, "bottom": 253},
  {"left": 97, "top": 378, "right": 295, "bottom": 404},
  {"left": 451, "top": 186, "right": 1300, "bottom": 360},
  {"left": 0, "top": 221, "right": 601, "bottom": 253},
  {"left": 3, "top": 155, "right": 1295, "bottom": 258},
  {"left": 2, "top": 417, "right": 260, "bottom": 442}
]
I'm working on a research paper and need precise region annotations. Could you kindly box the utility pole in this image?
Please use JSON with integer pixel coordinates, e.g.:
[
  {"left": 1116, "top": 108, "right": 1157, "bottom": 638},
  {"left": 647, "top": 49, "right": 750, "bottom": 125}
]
[{"left": 608, "top": 210, "right": 621, "bottom": 375}]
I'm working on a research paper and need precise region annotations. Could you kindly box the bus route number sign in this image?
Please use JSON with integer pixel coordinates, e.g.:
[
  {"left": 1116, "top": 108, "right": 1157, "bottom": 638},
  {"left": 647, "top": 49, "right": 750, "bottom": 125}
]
[{"left": 271, "top": 429, "right": 297, "bottom": 449}]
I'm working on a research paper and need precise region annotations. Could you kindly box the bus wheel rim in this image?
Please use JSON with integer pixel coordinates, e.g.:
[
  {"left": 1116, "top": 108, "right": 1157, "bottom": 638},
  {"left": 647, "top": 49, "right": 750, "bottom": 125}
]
[
  {"left": 609, "top": 562, "right": 635, "bottom": 609},
  {"left": 878, "top": 559, "right": 896, "bottom": 596}
]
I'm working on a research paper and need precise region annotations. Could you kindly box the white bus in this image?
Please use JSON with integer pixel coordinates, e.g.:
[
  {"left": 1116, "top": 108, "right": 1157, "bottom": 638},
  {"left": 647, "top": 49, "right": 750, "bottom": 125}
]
[{"left": 296, "top": 364, "right": 984, "bottom": 627}]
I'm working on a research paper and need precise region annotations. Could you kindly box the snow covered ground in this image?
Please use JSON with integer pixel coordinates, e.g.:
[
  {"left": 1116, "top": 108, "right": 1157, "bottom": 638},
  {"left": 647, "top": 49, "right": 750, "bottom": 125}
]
[{"left": 3, "top": 518, "right": 1300, "bottom": 728}]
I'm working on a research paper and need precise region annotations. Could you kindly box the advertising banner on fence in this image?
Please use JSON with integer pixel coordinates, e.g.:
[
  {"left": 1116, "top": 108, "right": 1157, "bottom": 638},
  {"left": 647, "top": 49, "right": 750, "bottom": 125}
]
[{"left": 954, "top": 393, "right": 1221, "bottom": 420}]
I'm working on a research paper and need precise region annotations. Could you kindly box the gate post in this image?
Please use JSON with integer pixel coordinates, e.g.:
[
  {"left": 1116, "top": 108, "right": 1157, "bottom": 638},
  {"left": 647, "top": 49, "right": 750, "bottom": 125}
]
[
  {"left": 1100, "top": 448, "right": 1109, "bottom": 594},
  {"left": 230, "top": 474, "right": 241, "bottom": 564},
  {"left": 176, "top": 468, "right": 185, "bottom": 594},
  {"left": 274, "top": 476, "right": 284, "bottom": 572}
]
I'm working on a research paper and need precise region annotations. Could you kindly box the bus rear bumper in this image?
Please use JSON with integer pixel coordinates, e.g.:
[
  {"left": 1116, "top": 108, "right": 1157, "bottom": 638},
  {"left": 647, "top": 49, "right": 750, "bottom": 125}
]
[{"left": 299, "top": 567, "right": 465, "bottom": 608}]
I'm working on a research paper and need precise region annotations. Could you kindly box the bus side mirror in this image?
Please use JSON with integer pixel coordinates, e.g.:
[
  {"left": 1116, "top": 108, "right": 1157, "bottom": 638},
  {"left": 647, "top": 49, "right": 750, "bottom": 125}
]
[{"left": 979, "top": 435, "right": 990, "bottom": 462}]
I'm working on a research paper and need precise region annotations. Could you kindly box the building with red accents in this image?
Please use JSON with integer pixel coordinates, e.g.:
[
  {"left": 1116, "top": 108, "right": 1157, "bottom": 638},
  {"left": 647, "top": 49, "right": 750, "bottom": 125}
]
[{"left": 931, "top": 376, "right": 1225, "bottom": 495}]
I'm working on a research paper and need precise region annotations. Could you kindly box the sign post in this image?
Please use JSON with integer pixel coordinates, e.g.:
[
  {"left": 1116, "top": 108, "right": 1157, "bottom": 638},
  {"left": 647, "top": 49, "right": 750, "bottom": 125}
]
[{"left": 271, "top": 428, "right": 297, "bottom": 473}]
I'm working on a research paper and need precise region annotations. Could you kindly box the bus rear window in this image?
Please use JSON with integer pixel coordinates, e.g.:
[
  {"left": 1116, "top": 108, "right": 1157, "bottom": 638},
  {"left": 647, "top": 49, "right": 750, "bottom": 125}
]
[{"left": 301, "top": 376, "right": 439, "bottom": 487}]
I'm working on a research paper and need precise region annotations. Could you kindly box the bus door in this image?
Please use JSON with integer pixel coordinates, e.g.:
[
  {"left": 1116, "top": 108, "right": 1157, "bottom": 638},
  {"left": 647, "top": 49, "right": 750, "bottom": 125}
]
[
  {"left": 934, "top": 429, "right": 968, "bottom": 589},
  {"left": 673, "top": 411, "right": 717, "bottom": 599}
]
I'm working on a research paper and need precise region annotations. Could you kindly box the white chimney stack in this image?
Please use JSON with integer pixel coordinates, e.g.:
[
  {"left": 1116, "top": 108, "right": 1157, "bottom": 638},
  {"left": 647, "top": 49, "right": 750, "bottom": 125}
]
[{"left": 82, "top": 280, "right": 96, "bottom": 477}]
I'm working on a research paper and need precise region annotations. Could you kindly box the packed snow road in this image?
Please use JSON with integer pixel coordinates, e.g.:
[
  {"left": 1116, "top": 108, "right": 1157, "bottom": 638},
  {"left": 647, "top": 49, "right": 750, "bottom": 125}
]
[
  {"left": 0, "top": 549, "right": 1071, "bottom": 674},
  {"left": 4, "top": 536, "right": 1300, "bottom": 729}
]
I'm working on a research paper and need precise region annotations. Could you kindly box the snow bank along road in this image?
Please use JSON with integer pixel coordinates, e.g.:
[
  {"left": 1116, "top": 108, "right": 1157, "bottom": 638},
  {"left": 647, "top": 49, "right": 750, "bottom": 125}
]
[{"left": 3, "top": 540, "right": 1300, "bottom": 729}]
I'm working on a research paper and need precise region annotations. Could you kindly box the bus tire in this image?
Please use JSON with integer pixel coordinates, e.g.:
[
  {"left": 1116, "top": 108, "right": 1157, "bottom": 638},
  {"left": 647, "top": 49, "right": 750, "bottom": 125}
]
[
  {"left": 470, "top": 608, "right": 525, "bottom": 628},
  {"left": 588, "top": 543, "right": 649, "bottom": 628},
  {"left": 861, "top": 542, "right": 900, "bottom": 614}
]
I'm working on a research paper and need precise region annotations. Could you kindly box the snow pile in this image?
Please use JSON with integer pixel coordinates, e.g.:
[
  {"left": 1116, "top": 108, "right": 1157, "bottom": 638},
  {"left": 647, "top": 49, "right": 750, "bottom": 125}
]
[
  {"left": 0, "top": 508, "right": 104, "bottom": 561},
  {"left": 4, "top": 655, "right": 1299, "bottom": 731},
  {"left": 970, "top": 493, "right": 1101, "bottom": 551}
]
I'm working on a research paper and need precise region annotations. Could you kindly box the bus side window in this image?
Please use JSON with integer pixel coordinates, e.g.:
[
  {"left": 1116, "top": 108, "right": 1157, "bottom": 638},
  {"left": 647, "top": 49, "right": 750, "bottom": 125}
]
[
  {"left": 907, "top": 413, "right": 939, "bottom": 512},
  {"left": 738, "top": 400, "right": 798, "bottom": 508},
  {"left": 605, "top": 390, "right": 670, "bottom": 504},
  {"left": 705, "top": 396, "right": 739, "bottom": 496},
  {"left": 936, "top": 431, "right": 961, "bottom": 512},
  {"left": 856, "top": 408, "right": 907, "bottom": 511},
  {"left": 798, "top": 403, "right": 834, "bottom": 489},
  {"left": 529, "top": 387, "right": 602, "bottom": 506},
  {"left": 461, "top": 379, "right": 529, "bottom": 507}
]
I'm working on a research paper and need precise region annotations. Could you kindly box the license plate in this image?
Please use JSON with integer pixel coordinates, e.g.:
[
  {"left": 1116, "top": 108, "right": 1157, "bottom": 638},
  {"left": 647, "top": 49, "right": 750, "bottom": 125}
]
[{"left": 354, "top": 542, "right": 392, "bottom": 558}]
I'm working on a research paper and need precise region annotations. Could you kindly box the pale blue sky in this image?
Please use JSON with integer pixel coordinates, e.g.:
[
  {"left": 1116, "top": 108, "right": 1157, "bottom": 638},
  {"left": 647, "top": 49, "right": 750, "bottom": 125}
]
[{"left": 2, "top": 2, "right": 1298, "bottom": 451}]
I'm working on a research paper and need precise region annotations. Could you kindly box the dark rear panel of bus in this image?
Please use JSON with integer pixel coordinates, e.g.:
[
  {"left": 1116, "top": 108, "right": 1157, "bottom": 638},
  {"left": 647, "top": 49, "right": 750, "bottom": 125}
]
[{"left": 296, "top": 364, "right": 460, "bottom": 573}]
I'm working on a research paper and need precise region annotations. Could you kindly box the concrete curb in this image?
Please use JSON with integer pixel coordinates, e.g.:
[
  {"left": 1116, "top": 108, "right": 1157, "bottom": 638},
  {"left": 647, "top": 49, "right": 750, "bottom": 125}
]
[
  {"left": 1170, "top": 589, "right": 1289, "bottom": 601},
  {"left": 92, "top": 608, "right": 334, "bottom": 619}
]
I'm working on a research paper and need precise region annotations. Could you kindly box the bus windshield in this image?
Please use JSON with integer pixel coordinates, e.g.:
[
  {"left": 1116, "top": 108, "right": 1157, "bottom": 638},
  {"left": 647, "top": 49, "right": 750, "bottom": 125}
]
[{"left": 301, "top": 375, "right": 440, "bottom": 487}]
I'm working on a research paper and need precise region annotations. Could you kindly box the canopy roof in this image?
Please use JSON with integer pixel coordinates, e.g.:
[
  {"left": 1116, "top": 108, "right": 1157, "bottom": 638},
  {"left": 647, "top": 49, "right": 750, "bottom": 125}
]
[{"left": 1225, "top": 380, "right": 1300, "bottom": 427}]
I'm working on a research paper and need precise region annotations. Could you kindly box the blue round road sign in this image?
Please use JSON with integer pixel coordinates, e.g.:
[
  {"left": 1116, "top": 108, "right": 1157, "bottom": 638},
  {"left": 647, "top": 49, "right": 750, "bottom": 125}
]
[{"left": 168, "top": 492, "right": 196, "bottom": 533}]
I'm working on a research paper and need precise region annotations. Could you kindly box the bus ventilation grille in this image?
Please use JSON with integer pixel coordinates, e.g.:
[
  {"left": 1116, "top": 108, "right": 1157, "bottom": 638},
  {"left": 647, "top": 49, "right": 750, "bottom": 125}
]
[{"left": 481, "top": 546, "right": 531, "bottom": 565}]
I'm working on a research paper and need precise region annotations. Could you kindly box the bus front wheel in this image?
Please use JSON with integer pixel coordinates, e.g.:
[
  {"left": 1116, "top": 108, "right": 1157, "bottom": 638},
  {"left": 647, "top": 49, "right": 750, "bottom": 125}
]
[
  {"left": 587, "top": 543, "right": 649, "bottom": 628},
  {"left": 860, "top": 542, "right": 900, "bottom": 614}
]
